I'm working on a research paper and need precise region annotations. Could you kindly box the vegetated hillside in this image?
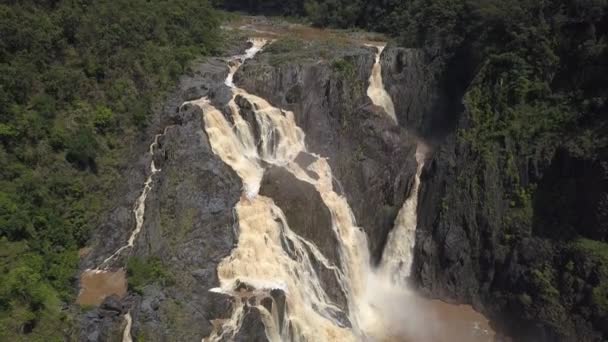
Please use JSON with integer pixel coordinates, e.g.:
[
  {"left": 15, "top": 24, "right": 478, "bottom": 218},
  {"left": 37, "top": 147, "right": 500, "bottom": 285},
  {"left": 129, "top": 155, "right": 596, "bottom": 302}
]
[
  {"left": 0, "top": 0, "right": 221, "bottom": 339},
  {"left": 221, "top": 0, "right": 608, "bottom": 340}
]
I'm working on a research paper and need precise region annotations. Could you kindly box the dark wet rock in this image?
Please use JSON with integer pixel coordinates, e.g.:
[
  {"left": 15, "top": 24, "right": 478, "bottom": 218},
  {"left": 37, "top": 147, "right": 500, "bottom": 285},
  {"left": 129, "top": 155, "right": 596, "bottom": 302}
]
[
  {"left": 100, "top": 295, "right": 123, "bottom": 314},
  {"left": 86, "top": 331, "right": 100, "bottom": 342},
  {"left": 235, "top": 279, "right": 256, "bottom": 292},
  {"left": 414, "top": 122, "right": 608, "bottom": 341},
  {"left": 80, "top": 306, "right": 126, "bottom": 342},
  {"left": 128, "top": 101, "right": 241, "bottom": 340},
  {"left": 259, "top": 166, "right": 347, "bottom": 309},
  {"left": 261, "top": 297, "right": 273, "bottom": 312},
  {"left": 209, "top": 84, "right": 234, "bottom": 108},
  {"left": 139, "top": 286, "right": 165, "bottom": 321},
  {"left": 260, "top": 166, "right": 337, "bottom": 264},
  {"left": 235, "top": 306, "right": 269, "bottom": 342},
  {"left": 294, "top": 152, "right": 319, "bottom": 180},
  {"left": 234, "top": 94, "right": 264, "bottom": 149},
  {"left": 381, "top": 47, "right": 454, "bottom": 139},
  {"left": 80, "top": 50, "right": 242, "bottom": 341},
  {"left": 269, "top": 289, "right": 286, "bottom": 331}
]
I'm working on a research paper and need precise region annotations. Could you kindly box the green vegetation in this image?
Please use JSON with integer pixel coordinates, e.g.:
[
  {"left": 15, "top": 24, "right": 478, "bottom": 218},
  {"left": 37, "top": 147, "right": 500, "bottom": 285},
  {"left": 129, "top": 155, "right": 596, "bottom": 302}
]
[
  {"left": 126, "top": 258, "right": 172, "bottom": 295},
  {"left": 331, "top": 58, "right": 356, "bottom": 79},
  {"left": 0, "top": 0, "right": 222, "bottom": 339},
  {"left": 2, "top": 0, "right": 606, "bottom": 339},
  {"left": 569, "top": 239, "right": 608, "bottom": 316},
  {"left": 262, "top": 37, "right": 343, "bottom": 65}
]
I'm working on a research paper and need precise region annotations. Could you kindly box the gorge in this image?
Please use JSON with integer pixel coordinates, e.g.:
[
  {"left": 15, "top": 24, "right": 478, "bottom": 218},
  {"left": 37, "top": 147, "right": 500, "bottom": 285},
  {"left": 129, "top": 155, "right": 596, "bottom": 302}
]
[
  {"left": 78, "top": 22, "right": 497, "bottom": 342},
  {"left": 0, "top": 1, "right": 605, "bottom": 341}
]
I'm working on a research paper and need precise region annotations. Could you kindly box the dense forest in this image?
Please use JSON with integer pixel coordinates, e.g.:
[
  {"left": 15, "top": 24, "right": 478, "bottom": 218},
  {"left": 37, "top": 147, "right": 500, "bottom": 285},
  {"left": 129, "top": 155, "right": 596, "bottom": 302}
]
[
  {"left": 0, "top": 0, "right": 221, "bottom": 339},
  {"left": 1, "top": 0, "right": 607, "bottom": 340}
]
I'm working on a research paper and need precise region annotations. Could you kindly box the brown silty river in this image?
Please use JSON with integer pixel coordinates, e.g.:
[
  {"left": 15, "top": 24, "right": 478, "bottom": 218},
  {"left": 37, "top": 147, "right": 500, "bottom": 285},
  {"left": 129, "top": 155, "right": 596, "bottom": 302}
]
[{"left": 77, "top": 269, "right": 127, "bottom": 306}]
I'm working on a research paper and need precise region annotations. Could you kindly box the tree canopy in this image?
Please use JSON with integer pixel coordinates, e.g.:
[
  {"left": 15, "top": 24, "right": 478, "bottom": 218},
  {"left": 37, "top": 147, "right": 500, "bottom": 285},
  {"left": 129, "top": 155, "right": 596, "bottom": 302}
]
[{"left": 0, "top": 0, "right": 221, "bottom": 339}]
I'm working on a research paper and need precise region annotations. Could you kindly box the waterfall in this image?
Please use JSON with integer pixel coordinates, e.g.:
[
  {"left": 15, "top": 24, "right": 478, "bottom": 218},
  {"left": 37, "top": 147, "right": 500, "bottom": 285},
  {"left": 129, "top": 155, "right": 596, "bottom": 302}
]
[
  {"left": 366, "top": 44, "right": 397, "bottom": 123},
  {"left": 189, "top": 37, "right": 492, "bottom": 342},
  {"left": 198, "top": 39, "right": 362, "bottom": 341},
  {"left": 195, "top": 37, "right": 430, "bottom": 342},
  {"left": 98, "top": 131, "right": 165, "bottom": 268},
  {"left": 76, "top": 35, "right": 495, "bottom": 342},
  {"left": 122, "top": 311, "right": 133, "bottom": 342},
  {"left": 78, "top": 127, "right": 169, "bottom": 341},
  {"left": 379, "top": 144, "right": 427, "bottom": 282}
]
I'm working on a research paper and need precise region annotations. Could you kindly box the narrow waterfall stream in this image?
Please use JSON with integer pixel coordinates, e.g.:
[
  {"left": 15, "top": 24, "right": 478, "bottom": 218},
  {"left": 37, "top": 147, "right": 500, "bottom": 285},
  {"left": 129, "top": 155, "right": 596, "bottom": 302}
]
[
  {"left": 379, "top": 144, "right": 427, "bottom": 284},
  {"left": 366, "top": 44, "right": 397, "bottom": 123},
  {"left": 78, "top": 128, "right": 170, "bottom": 342}
]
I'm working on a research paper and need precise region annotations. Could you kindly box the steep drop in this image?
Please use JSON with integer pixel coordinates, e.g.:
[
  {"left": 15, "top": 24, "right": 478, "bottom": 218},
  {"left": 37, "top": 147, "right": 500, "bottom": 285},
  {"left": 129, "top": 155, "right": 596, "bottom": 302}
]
[
  {"left": 366, "top": 44, "right": 397, "bottom": 123},
  {"left": 190, "top": 36, "right": 494, "bottom": 342},
  {"left": 196, "top": 38, "right": 424, "bottom": 342},
  {"left": 380, "top": 144, "right": 427, "bottom": 283}
]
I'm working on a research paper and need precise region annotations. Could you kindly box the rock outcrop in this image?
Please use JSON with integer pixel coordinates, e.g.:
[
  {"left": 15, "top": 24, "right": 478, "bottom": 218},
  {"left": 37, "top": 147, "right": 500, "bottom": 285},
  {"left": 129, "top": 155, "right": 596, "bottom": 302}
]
[
  {"left": 80, "top": 57, "right": 242, "bottom": 341},
  {"left": 259, "top": 165, "right": 347, "bottom": 309}
]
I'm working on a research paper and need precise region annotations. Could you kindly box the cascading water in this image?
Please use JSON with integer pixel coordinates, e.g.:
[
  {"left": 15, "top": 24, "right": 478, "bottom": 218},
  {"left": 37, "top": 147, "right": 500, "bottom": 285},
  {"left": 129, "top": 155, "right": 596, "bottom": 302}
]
[
  {"left": 194, "top": 38, "right": 416, "bottom": 342},
  {"left": 366, "top": 44, "right": 397, "bottom": 123},
  {"left": 379, "top": 144, "right": 427, "bottom": 283},
  {"left": 99, "top": 130, "right": 166, "bottom": 268},
  {"left": 78, "top": 128, "right": 169, "bottom": 342},
  {"left": 197, "top": 39, "right": 358, "bottom": 341},
  {"left": 189, "top": 37, "right": 493, "bottom": 342},
  {"left": 122, "top": 311, "right": 133, "bottom": 342}
]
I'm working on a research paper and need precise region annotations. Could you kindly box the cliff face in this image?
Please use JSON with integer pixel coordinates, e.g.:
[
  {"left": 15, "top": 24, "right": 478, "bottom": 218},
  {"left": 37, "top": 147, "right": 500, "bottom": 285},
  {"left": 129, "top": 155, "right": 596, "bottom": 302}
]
[
  {"left": 376, "top": 41, "right": 608, "bottom": 342},
  {"left": 80, "top": 39, "right": 423, "bottom": 340},
  {"left": 380, "top": 47, "right": 457, "bottom": 139},
  {"left": 80, "top": 32, "right": 606, "bottom": 342},
  {"left": 412, "top": 109, "right": 608, "bottom": 341},
  {"left": 80, "top": 58, "right": 241, "bottom": 341}
]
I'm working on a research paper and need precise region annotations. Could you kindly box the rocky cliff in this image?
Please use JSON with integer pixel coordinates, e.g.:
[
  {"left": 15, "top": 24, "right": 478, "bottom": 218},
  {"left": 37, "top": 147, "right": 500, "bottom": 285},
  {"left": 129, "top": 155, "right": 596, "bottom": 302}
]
[
  {"left": 79, "top": 29, "right": 607, "bottom": 342},
  {"left": 412, "top": 89, "right": 608, "bottom": 341},
  {"left": 80, "top": 57, "right": 242, "bottom": 341},
  {"left": 79, "top": 36, "right": 423, "bottom": 341}
]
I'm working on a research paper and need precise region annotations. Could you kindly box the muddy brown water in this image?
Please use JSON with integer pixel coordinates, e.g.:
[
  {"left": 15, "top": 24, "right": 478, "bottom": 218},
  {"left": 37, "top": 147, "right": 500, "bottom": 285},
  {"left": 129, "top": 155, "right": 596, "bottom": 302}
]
[
  {"left": 77, "top": 269, "right": 127, "bottom": 306},
  {"left": 422, "top": 299, "right": 494, "bottom": 342}
]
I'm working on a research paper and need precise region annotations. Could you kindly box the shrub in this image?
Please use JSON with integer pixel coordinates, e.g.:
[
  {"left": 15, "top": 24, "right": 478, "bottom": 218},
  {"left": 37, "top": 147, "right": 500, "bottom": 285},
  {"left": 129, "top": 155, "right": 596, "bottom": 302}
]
[{"left": 127, "top": 258, "right": 172, "bottom": 294}]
